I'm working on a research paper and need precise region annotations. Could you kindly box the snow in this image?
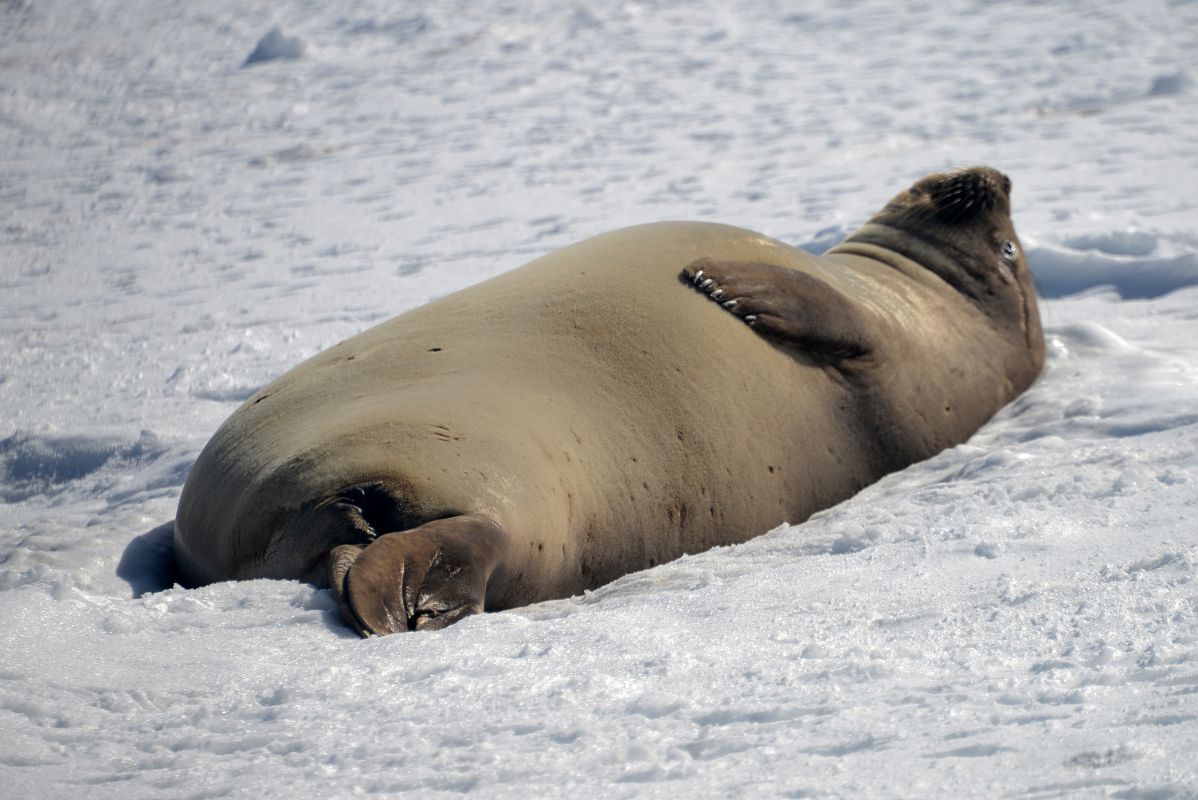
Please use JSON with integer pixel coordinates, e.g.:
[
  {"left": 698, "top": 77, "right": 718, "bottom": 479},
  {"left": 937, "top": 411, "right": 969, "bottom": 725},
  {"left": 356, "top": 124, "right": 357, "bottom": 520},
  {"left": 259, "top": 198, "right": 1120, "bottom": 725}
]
[{"left": 2, "top": 0, "right": 1197, "bottom": 796}]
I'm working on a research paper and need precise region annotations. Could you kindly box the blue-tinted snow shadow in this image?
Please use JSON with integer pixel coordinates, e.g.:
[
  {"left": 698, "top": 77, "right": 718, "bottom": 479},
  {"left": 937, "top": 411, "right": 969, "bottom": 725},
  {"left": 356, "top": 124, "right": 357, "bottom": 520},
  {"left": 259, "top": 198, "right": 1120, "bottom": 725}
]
[
  {"left": 1028, "top": 243, "right": 1198, "bottom": 299},
  {"left": 117, "top": 521, "right": 180, "bottom": 597},
  {"left": 1, "top": 431, "right": 153, "bottom": 503}
]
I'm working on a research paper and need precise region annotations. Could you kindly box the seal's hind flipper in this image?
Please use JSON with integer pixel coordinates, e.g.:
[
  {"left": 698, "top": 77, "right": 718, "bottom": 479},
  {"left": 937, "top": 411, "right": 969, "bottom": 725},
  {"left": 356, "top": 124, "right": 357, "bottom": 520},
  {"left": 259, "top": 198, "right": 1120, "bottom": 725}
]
[
  {"left": 682, "top": 258, "right": 874, "bottom": 362},
  {"left": 331, "top": 514, "right": 510, "bottom": 636}
]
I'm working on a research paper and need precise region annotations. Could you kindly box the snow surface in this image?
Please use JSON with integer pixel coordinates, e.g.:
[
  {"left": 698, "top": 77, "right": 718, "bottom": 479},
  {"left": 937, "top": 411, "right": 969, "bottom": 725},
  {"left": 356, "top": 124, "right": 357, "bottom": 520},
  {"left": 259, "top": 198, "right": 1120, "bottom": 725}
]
[
  {"left": 3, "top": 0, "right": 1198, "bottom": 797},
  {"left": 243, "top": 27, "right": 306, "bottom": 68}
]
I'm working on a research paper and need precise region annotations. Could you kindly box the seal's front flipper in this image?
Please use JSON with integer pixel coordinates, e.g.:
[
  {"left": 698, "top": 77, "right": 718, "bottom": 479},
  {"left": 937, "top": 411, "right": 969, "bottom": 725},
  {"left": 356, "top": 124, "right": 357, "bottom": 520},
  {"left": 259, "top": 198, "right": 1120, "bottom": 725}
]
[
  {"left": 682, "top": 258, "right": 874, "bottom": 362},
  {"left": 330, "top": 514, "right": 509, "bottom": 636}
]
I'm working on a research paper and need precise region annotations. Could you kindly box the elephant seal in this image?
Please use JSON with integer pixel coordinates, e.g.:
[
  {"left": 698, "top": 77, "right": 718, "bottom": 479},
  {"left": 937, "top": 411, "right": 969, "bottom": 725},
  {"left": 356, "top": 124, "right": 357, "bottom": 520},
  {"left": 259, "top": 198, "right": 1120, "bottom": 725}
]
[{"left": 174, "top": 166, "right": 1044, "bottom": 636}]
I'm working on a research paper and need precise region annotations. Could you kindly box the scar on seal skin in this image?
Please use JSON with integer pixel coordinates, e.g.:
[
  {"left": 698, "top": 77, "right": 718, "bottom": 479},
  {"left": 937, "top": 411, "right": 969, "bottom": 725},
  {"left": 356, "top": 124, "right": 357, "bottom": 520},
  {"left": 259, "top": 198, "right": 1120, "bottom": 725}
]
[{"left": 173, "top": 165, "right": 1043, "bottom": 637}]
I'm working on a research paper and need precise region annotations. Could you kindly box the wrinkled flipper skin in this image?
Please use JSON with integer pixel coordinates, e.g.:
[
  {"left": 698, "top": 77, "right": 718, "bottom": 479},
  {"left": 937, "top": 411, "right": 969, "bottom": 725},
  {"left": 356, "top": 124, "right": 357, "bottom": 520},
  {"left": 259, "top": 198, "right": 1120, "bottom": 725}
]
[
  {"left": 682, "top": 258, "right": 875, "bottom": 361},
  {"left": 329, "top": 515, "right": 509, "bottom": 636}
]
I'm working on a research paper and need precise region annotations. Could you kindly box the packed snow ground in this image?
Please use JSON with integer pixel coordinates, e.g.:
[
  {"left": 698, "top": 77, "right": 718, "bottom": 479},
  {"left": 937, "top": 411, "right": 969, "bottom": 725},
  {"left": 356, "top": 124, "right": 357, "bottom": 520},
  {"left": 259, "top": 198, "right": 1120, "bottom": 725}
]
[{"left": 3, "top": 0, "right": 1198, "bottom": 797}]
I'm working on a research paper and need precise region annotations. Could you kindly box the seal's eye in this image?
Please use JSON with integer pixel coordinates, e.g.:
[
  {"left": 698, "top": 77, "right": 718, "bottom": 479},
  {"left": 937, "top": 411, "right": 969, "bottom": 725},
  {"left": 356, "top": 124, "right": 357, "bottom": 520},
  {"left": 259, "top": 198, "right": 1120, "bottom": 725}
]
[{"left": 1002, "top": 241, "right": 1019, "bottom": 262}]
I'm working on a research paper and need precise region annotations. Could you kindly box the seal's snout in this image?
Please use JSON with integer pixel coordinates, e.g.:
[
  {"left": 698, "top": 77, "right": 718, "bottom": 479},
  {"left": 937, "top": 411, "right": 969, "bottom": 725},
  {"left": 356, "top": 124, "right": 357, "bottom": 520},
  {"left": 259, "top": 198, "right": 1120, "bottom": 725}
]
[{"left": 922, "top": 167, "right": 1011, "bottom": 223}]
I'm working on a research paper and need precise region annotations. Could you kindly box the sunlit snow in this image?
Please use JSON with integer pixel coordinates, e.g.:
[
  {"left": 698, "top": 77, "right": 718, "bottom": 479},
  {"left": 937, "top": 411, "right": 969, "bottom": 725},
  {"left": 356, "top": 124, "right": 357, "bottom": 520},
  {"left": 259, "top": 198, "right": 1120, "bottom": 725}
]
[{"left": 2, "top": 0, "right": 1197, "bottom": 797}]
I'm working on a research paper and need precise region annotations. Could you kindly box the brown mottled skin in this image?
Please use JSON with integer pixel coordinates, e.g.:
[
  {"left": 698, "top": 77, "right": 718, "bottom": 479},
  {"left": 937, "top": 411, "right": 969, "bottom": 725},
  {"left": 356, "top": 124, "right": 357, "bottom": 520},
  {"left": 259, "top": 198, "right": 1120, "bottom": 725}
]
[{"left": 174, "top": 167, "right": 1044, "bottom": 635}]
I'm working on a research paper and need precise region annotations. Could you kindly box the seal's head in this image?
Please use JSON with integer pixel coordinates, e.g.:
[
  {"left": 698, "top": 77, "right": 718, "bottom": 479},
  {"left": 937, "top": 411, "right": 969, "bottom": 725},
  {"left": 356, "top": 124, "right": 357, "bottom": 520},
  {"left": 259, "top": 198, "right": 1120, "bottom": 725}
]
[{"left": 843, "top": 166, "right": 1044, "bottom": 389}]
